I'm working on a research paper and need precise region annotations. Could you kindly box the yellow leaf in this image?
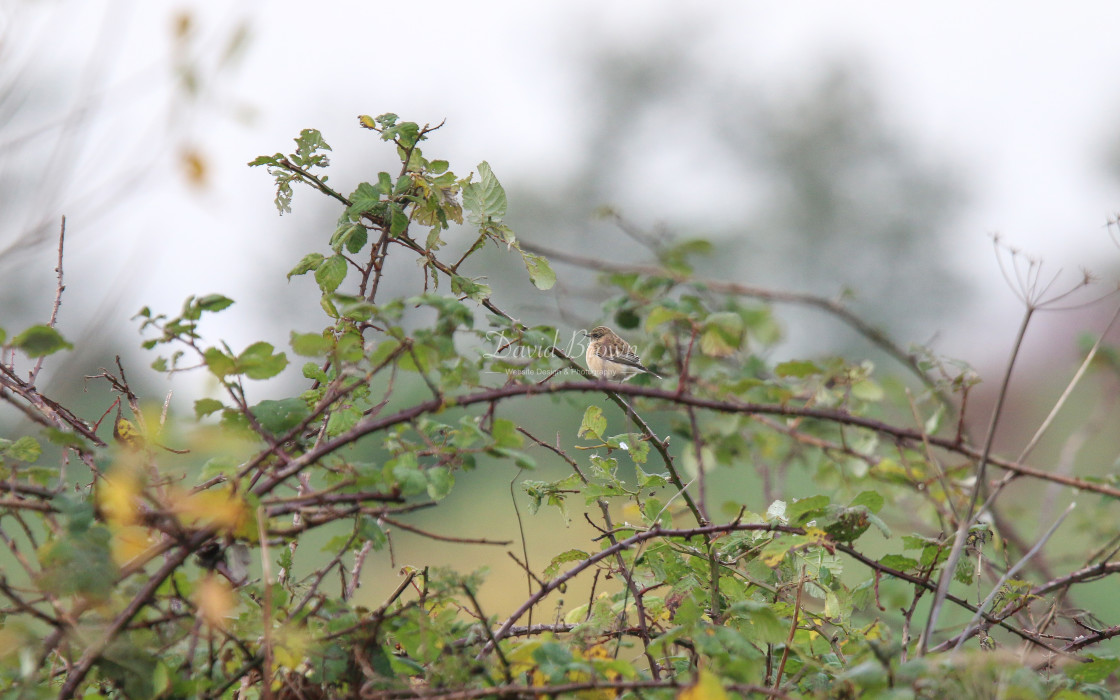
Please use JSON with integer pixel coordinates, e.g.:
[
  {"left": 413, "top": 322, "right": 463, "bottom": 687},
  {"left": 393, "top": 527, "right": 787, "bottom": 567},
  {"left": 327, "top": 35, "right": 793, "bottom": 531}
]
[
  {"left": 272, "top": 624, "right": 312, "bottom": 670},
  {"left": 0, "top": 626, "right": 25, "bottom": 660},
  {"left": 113, "top": 416, "right": 145, "bottom": 450},
  {"left": 194, "top": 575, "right": 235, "bottom": 629},
  {"left": 111, "top": 525, "right": 156, "bottom": 566},
  {"left": 804, "top": 526, "right": 830, "bottom": 544},
  {"left": 98, "top": 470, "right": 143, "bottom": 527},
  {"left": 678, "top": 670, "right": 729, "bottom": 700},
  {"left": 171, "top": 486, "right": 251, "bottom": 536},
  {"left": 179, "top": 146, "right": 209, "bottom": 188}
]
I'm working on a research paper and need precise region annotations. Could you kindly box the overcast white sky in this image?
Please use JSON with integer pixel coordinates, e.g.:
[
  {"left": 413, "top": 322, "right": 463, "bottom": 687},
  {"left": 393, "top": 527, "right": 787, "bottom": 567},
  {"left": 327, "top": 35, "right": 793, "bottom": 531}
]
[{"left": 5, "top": 0, "right": 1120, "bottom": 379}]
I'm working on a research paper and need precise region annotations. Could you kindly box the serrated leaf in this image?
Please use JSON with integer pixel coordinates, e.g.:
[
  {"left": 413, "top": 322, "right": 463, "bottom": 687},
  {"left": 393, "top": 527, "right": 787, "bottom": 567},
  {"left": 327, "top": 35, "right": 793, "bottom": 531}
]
[
  {"left": 248, "top": 153, "right": 283, "bottom": 167},
  {"left": 426, "top": 467, "right": 454, "bottom": 501},
  {"left": 194, "top": 398, "right": 224, "bottom": 419},
  {"left": 543, "top": 549, "right": 590, "bottom": 579},
  {"left": 462, "top": 161, "right": 507, "bottom": 225},
  {"left": 293, "top": 128, "right": 330, "bottom": 164},
  {"left": 288, "top": 253, "right": 325, "bottom": 280},
  {"left": 203, "top": 347, "right": 237, "bottom": 378},
  {"left": 849, "top": 490, "right": 885, "bottom": 513},
  {"left": 766, "top": 500, "right": 787, "bottom": 520},
  {"left": 3, "top": 436, "right": 41, "bottom": 462},
  {"left": 290, "top": 331, "right": 332, "bottom": 357},
  {"left": 12, "top": 325, "right": 72, "bottom": 357},
  {"left": 348, "top": 182, "right": 384, "bottom": 216},
  {"left": 879, "top": 554, "right": 919, "bottom": 571},
  {"left": 450, "top": 275, "right": 491, "bottom": 301},
  {"left": 196, "top": 294, "right": 234, "bottom": 312},
  {"left": 522, "top": 252, "right": 556, "bottom": 290},
  {"left": 315, "top": 254, "right": 348, "bottom": 293},
  {"left": 238, "top": 341, "right": 289, "bottom": 380},
  {"left": 644, "top": 306, "right": 686, "bottom": 332},
  {"left": 491, "top": 418, "right": 523, "bottom": 449},
  {"left": 699, "top": 312, "right": 744, "bottom": 357},
  {"left": 578, "top": 406, "right": 606, "bottom": 440},
  {"left": 1067, "top": 655, "right": 1120, "bottom": 683},
  {"left": 785, "top": 494, "right": 830, "bottom": 523},
  {"left": 251, "top": 398, "right": 310, "bottom": 436},
  {"left": 389, "top": 205, "right": 408, "bottom": 237},
  {"left": 636, "top": 465, "right": 669, "bottom": 488}
]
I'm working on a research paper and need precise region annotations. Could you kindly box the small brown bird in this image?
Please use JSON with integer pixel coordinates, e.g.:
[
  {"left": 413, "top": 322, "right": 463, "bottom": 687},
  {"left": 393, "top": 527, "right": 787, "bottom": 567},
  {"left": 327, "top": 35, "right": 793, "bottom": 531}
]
[{"left": 583, "top": 326, "right": 662, "bottom": 381}]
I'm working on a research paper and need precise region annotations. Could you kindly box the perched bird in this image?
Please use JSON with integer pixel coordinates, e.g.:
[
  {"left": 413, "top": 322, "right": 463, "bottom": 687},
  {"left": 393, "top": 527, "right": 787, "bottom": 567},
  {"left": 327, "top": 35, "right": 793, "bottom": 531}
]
[{"left": 583, "top": 326, "right": 662, "bottom": 381}]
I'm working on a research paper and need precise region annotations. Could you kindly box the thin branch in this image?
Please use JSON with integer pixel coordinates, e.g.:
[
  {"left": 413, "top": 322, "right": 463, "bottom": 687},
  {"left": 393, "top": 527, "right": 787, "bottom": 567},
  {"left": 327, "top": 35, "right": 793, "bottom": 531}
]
[
  {"left": 773, "top": 566, "right": 805, "bottom": 690},
  {"left": 29, "top": 217, "right": 67, "bottom": 383},
  {"left": 948, "top": 501, "right": 1076, "bottom": 652},
  {"left": 920, "top": 306, "right": 1033, "bottom": 655}
]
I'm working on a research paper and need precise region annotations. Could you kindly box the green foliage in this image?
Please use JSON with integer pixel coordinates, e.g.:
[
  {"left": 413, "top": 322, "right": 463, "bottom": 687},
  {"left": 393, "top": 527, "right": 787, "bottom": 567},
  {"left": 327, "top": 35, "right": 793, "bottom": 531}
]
[
  {"left": 0, "top": 111, "right": 1116, "bottom": 699},
  {"left": 10, "top": 324, "right": 73, "bottom": 357}
]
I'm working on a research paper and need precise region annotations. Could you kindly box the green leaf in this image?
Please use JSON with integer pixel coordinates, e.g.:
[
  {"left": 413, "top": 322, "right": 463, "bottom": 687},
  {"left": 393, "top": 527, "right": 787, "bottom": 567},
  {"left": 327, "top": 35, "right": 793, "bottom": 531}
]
[
  {"left": 389, "top": 457, "right": 427, "bottom": 497},
  {"left": 196, "top": 294, "right": 235, "bottom": 312},
  {"left": 45, "top": 428, "right": 91, "bottom": 452},
  {"left": 315, "top": 254, "right": 348, "bottom": 293},
  {"left": 775, "top": 360, "right": 822, "bottom": 378},
  {"left": 326, "top": 406, "right": 362, "bottom": 436},
  {"left": 785, "top": 494, "right": 831, "bottom": 523},
  {"left": 522, "top": 252, "right": 556, "bottom": 290},
  {"left": 636, "top": 465, "right": 669, "bottom": 488},
  {"left": 348, "top": 182, "right": 384, "bottom": 215},
  {"left": 238, "top": 341, "right": 289, "bottom": 380},
  {"left": 12, "top": 325, "right": 72, "bottom": 357},
  {"left": 451, "top": 275, "right": 492, "bottom": 301},
  {"left": 849, "top": 490, "right": 885, "bottom": 514},
  {"left": 357, "top": 516, "right": 388, "bottom": 550},
  {"left": 288, "top": 252, "right": 325, "bottom": 280},
  {"left": 2, "top": 436, "right": 41, "bottom": 462},
  {"left": 1067, "top": 655, "right": 1120, "bottom": 683},
  {"left": 389, "top": 205, "right": 409, "bottom": 237},
  {"left": 203, "top": 347, "right": 237, "bottom": 378},
  {"left": 194, "top": 398, "right": 225, "bottom": 419},
  {"left": 462, "top": 161, "right": 507, "bottom": 225},
  {"left": 732, "top": 600, "right": 787, "bottom": 644},
  {"left": 248, "top": 153, "right": 282, "bottom": 168},
  {"left": 492, "top": 418, "right": 524, "bottom": 449},
  {"left": 290, "top": 331, "right": 332, "bottom": 357},
  {"left": 426, "top": 467, "right": 454, "bottom": 501},
  {"left": 37, "top": 525, "right": 117, "bottom": 601},
  {"left": 852, "top": 378, "right": 884, "bottom": 401},
  {"left": 543, "top": 549, "right": 590, "bottom": 579},
  {"left": 645, "top": 306, "right": 686, "bottom": 332},
  {"left": 879, "top": 554, "right": 919, "bottom": 572},
  {"left": 699, "top": 312, "right": 744, "bottom": 357},
  {"left": 336, "top": 222, "right": 368, "bottom": 254},
  {"left": 293, "top": 128, "right": 331, "bottom": 165},
  {"left": 252, "top": 398, "right": 310, "bottom": 435},
  {"left": 578, "top": 406, "right": 607, "bottom": 440}
]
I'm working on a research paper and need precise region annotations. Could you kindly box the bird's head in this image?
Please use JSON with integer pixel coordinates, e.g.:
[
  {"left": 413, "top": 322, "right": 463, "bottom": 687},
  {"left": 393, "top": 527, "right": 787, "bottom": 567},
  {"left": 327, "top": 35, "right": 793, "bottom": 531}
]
[{"left": 584, "top": 326, "right": 612, "bottom": 341}]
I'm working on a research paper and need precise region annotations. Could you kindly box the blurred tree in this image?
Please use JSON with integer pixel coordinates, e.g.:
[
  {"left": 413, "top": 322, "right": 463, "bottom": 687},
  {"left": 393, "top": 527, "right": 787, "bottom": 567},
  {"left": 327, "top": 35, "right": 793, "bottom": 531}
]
[
  {"left": 0, "top": 1, "right": 252, "bottom": 412},
  {"left": 512, "top": 38, "right": 967, "bottom": 353}
]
